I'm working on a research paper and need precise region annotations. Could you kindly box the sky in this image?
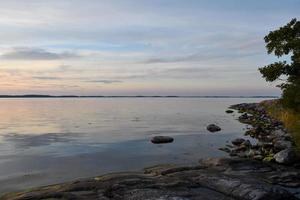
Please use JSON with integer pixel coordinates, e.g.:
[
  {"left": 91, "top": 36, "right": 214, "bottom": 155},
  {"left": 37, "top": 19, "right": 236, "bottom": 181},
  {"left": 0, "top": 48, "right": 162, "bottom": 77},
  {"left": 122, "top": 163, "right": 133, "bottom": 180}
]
[{"left": 0, "top": 0, "right": 299, "bottom": 96}]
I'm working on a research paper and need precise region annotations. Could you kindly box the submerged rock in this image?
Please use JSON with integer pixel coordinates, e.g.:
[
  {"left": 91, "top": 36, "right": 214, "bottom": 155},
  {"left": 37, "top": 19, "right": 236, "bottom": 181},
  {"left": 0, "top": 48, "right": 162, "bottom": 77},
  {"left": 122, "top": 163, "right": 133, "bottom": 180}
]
[
  {"left": 207, "top": 124, "right": 221, "bottom": 132},
  {"left": 151, "top": 136, "right": 174, "bottom": 144}
]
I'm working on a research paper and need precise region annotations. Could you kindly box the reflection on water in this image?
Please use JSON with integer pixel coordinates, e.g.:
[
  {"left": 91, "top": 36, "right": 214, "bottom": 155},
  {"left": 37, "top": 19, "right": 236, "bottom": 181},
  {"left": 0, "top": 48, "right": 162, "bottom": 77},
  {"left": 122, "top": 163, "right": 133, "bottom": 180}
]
[{"left": 0, "top": 98, "right": 271, "bottom": 194}]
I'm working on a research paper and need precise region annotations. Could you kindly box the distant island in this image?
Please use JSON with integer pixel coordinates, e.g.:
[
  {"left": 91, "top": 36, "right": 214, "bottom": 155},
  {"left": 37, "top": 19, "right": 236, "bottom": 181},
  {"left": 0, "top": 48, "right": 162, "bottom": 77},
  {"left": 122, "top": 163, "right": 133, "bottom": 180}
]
[{"left": 0, "top": 95, "right": 278, "bottom": 98}]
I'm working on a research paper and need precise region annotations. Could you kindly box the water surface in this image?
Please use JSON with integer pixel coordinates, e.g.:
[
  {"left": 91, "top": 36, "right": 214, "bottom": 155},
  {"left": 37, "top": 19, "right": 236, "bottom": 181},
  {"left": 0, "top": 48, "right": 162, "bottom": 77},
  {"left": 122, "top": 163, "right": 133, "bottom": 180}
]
[{"left": 0, "top": 98, "right": 270, "bottom": 193}]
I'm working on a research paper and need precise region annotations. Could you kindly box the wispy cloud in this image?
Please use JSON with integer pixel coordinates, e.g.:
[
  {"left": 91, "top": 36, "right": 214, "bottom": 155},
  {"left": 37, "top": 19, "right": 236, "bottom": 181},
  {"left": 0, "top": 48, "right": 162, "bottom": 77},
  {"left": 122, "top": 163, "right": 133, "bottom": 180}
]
[
  {"left": 32, "top": 76, "right": 63, "bottom": 80},
  {"left": 32, "top": 75, "right": 123, "bottom": 84},
  {"left": 1, "top": 48, "right": 80, "bottom": 60},
  {"left": 84, "top": 80, "right": 123, "bottom": 84}
]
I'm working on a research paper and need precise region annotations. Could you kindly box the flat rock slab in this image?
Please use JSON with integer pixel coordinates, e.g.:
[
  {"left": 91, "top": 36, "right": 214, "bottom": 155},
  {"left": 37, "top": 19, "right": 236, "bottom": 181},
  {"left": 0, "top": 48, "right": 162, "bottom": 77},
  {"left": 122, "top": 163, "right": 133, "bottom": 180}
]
[{"left": 1, "top": 158, "right": 299, "bottom": 200}]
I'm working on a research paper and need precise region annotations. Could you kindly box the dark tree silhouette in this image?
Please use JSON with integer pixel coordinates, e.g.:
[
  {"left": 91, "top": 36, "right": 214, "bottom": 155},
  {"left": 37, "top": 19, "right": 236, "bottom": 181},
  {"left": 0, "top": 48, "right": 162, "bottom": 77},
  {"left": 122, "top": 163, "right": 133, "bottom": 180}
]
[{"left": 259, "top": 18, "right": 300, "bottom": 110}]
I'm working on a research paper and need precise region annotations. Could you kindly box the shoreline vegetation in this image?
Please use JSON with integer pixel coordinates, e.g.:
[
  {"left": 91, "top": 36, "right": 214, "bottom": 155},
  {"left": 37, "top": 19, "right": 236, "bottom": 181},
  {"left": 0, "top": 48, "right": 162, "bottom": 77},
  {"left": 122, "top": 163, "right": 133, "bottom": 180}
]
[
  {"left": 1, "top": 99, "right": 300, "bottom": 200},
  {"left": 262, "top": 100, "right": 300, "bottom": 151}
]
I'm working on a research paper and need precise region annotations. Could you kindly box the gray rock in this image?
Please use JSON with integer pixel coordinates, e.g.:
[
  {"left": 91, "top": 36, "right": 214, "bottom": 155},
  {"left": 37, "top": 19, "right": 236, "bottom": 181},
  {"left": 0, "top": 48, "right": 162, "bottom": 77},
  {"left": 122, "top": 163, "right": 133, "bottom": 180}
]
[
  {"left": 4, "top": 157, "right": 299, "bottom": 200},
  {"left": 274, "top": 140, "right": 292, "bottom": 151},
  {"left": 246, "top": 149, "right": 256, "bottom": 157},
  {"left": 207, "top": 124, "right": 221, "bottom": 132},
  {"left": 274, "top": 148, "right": 297, "bottom": 164},
  {"left": 232, "top": 138, "right": 245, "bottom": 146},
  {"left": 273, "top": 129, "right": 287, "bottom": 137},
  {"left": 257, "top": 141, "right": 273, "bottom": 148},
  {"left": 253, "top": 155, "right": 263, "bottom": 160},
  {"left": 242, "top": 140, "right": 252, "bottom": 147},
  {"left": 219, "top": 147, "right": 231, "bottom": 153},
  {"left": 151, "top": 136, "right": 174, "bottom": 144},
  {"left": 239, "top": 113, "right": 249, "bottom": 120}
]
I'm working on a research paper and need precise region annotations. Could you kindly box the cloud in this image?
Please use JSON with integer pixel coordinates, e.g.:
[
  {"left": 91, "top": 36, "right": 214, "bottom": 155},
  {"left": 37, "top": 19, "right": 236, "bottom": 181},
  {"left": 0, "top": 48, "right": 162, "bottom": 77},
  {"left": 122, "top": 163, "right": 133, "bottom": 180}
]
[
  {"left": 85, "top": 80, "right": 123, "bottom": 84},
  {"left": 32, "top": 75, "right": 123, "bottom": 84},
  {"left": 1, "top": 48, "right": 80, "bottom": 60},
  {"left": 32, "top": 76, "right": 63, "bottom": 80},
  {"left": 142, "top": 48, "right": 262, "bottom": 64}
]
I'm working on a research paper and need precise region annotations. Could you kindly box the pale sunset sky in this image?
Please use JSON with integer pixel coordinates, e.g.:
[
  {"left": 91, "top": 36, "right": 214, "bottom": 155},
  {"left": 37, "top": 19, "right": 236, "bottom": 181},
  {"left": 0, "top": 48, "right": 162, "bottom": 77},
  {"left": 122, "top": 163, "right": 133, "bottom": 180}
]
[{"left": 0, "top": 0, "right": 299, "bottom": 96}]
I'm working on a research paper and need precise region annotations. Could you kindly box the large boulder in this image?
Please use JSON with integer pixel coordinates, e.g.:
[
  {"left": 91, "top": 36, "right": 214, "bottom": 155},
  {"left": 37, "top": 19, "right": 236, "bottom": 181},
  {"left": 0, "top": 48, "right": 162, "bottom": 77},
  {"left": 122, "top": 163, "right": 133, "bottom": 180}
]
[
  {"left": 207, "top": 124, "right": 221, "bottom": 132},
  {"left": 274, "top": 148, "right": 297, "bottom": 164},
  {"left": 151, "top": 136, "right": 174, "bottom": 144}
]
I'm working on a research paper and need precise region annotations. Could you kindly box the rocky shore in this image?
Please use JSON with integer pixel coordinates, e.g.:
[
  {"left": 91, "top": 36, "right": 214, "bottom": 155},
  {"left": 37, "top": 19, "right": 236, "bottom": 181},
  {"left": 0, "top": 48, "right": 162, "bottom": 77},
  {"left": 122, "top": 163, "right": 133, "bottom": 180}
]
[
  {"left": 1, "top": 101, "right": 300, "bottom": 200},
  {"left": 1, "top": 157, "right": 300, "bottom": 200},
  {"left": 221, "top": 102, "right": 299, "bottom": 165}
]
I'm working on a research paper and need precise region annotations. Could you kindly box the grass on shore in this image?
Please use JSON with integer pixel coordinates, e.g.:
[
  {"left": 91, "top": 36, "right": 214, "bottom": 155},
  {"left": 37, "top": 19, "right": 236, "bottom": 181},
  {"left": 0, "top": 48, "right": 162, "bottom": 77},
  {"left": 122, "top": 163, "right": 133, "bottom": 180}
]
[{"left": 261, "top": 100, "right": 300, "bottom": 151}]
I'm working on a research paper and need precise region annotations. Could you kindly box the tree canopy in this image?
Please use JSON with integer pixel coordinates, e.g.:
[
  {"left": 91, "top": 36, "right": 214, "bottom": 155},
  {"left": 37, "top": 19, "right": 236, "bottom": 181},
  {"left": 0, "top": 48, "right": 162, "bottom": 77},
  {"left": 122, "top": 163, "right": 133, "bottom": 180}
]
[{"left": 259, "top": 18, "right": 300, "bottom": 110}]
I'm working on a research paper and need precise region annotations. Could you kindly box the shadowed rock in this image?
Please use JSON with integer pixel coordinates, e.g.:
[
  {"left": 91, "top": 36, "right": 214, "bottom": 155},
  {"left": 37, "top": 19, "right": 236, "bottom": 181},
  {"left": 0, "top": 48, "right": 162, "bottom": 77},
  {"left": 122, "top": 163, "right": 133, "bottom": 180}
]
[
  {"left": 1, "top": 158, "right": 298, "bottom": 200},
  {"left": 207, "top": 124, "right": 221, "bottom": 132},
  {"left": 274, "top": 148, "right": 298, "bottom": 164},
  {"left": 226, "top": 110, "right": 234, "bottom": 113},
  {"left": 151, "top": 136, "right": 174, "bottom": 144}
]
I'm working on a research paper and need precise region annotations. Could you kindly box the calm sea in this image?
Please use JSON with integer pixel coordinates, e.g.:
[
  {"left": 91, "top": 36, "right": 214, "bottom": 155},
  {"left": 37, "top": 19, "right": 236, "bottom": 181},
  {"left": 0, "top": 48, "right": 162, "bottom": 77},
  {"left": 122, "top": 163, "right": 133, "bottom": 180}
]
[{"left": 0, "top": 97, "right": 272, "bottom": 193}]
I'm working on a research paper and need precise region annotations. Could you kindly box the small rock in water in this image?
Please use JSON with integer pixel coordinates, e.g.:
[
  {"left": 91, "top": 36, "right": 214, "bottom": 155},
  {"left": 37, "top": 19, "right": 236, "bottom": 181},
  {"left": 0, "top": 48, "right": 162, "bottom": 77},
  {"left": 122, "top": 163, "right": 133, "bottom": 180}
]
[
  {"left": 225, "top": 110, "right": 234, "bottom": 113},
  {"left": 231, "top": 138, "right": 245, "bottom": 146},
  {"left": 274, "top": 148, "right": 297, "bottom": 164},
  {"left": 151, "top": 136, "right": 174, "bottom": 144},
  {"left": 207, "top": 124, "right": 221, "bottom": 132}
]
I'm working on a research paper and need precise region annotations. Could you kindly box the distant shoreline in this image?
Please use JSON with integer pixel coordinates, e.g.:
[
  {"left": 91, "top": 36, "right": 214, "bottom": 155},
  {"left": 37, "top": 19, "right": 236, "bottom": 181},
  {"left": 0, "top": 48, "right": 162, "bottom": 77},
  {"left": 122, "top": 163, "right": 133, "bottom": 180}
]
[{"left": 0, "top": 95, "right": 278, "bottom": 98}]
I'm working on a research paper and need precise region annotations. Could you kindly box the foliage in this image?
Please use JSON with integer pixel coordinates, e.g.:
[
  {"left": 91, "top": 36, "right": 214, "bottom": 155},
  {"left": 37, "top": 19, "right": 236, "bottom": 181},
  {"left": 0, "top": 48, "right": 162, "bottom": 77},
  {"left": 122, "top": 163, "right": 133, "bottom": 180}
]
[
  {"left": 259, "top": 18, "right": 300, "bottom": 110},
  {"left": 261, "top": 100, "right": 300, "bottom": 151}
]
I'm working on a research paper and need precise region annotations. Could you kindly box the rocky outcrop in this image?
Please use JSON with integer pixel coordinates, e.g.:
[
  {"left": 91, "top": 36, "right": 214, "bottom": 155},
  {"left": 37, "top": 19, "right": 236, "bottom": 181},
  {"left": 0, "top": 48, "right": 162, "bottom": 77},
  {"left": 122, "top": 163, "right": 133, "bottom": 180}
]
[
  {"left": 1, "top": 158, "right": 299, "bottom": 200},
  {"left": 222, "top": 102, "right": 299, "bottom": 165}
]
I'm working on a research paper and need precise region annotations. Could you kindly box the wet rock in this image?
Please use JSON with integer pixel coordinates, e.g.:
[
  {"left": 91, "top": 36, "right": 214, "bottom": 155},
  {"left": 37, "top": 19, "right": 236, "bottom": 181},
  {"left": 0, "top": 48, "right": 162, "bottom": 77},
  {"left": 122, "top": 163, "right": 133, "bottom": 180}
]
[
  {"left": 239, "top": 113, "right": 249, "bottom": 121},
  {"left": 268, "top": 171, "right": 300, "bottom": 188},
  {"left": 246, "top": 149, "right": 256, "bottom": 157},
  {"left": 257, "top": 141, "right": 273, "bottom": 149},
  {"left": 274, "top": 148, "right": 297, "bottom": 164},
  {"left": 232, "top": 138, "right": 245, "bottom": 146},
  {"left": 206, "top": 124, "right": 221, "bottom": 132},
  {"left": 253, "top": 155, "right": 263, "bottom": 160},
  {"left": 219, "top": 147, "right": 231, "bottom": 153},
  {"left": 151, "top": 136, "right": 174, "bottom": 144},
  {"left": 3, "top": 158, "right": 299, "bottom": 200},
  {"left": 242, "top": 140, "right": 252, "bottom": 147}
]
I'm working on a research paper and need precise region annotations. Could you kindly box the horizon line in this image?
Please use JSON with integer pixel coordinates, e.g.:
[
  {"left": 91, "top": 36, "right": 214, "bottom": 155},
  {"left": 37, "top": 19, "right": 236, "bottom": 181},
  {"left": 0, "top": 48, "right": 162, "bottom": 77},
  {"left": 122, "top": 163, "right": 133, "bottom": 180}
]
[{"left": 0, "top": 94, "right": 279, "bottom": 98}]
